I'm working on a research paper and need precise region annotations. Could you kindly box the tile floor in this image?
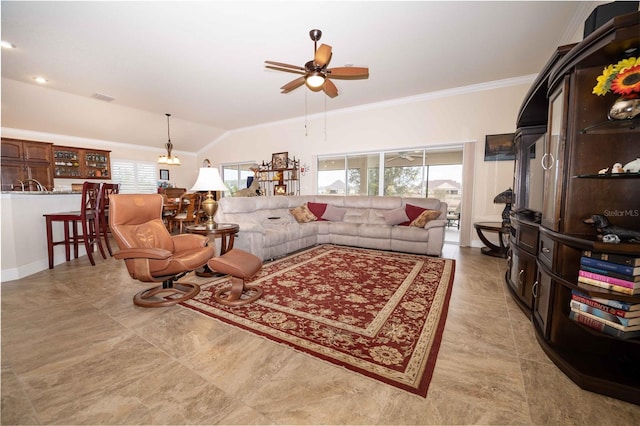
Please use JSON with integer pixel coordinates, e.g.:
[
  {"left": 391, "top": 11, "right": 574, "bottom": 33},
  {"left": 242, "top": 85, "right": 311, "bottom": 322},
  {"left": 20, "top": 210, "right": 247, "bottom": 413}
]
[{"left": 2, "top": 243, "right": 639, "bottom": 425}]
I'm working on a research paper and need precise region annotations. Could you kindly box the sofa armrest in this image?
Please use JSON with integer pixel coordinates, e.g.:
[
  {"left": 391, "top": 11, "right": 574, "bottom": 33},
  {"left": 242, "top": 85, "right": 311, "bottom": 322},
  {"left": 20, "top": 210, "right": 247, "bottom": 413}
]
[{"left": 424, "top": 219, "right": 447, "bottom": 230}]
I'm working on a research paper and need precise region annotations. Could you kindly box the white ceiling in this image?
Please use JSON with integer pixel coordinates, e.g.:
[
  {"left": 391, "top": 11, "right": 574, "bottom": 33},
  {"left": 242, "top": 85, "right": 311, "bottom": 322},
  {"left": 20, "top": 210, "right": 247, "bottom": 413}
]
[{"left": 1, "top": 1, "right": 589, "bottom": 153}]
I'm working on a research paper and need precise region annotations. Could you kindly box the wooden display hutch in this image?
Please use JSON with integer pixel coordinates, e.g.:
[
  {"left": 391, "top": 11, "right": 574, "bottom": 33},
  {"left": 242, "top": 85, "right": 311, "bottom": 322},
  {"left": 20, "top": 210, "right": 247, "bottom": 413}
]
[
  {"left": 53, "top": 146, "right": 111, "bottom": 179},
  {"left": 506, "top": 44, "right": 574, "bottom": 317},
  {"left": 507, "top": 12, "right": 640, "bottom": 406},
  {"left": 258, "top": 155, "right": 300, "bottom": 196},
  {"left": 1, "top": 138, "right": 54, "bottom": 191}
]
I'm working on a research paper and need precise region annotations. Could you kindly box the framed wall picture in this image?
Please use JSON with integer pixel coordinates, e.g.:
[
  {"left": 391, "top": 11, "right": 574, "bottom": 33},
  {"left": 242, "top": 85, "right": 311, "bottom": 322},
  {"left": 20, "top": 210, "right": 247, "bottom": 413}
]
[
  {"left": 274, "top": 184, "right": 287, "bottom": 195},
  {"left": 484, "top": 133, "right": 516, "bottom": 161},
  {"left": 272, "top": 152, "right": 288, "bottom": 170},
  {"left": 159, "top": 169, "right": 170, "bottom": 180}
]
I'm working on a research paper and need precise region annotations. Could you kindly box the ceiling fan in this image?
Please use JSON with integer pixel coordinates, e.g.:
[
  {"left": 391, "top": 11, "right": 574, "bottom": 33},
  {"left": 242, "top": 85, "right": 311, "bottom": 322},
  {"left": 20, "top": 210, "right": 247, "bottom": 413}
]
[
  {"left": 265, "top": 29, "right": 369, "bottom": 98},
  {"left": 387, "top": 152, "right": 418, "bottom": 162}
]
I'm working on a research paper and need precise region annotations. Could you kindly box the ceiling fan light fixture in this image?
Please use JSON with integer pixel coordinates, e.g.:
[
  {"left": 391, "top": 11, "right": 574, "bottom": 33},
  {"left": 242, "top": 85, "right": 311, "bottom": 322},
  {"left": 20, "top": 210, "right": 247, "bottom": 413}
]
[{"left": 305, "top": 72, "right": 326, "bottom": 89}]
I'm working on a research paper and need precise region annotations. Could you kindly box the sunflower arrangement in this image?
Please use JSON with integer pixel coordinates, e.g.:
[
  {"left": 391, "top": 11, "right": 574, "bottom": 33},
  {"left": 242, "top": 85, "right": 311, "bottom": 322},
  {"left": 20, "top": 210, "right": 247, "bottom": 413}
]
[{"left": 592, "top": 56, "right": 640, "bottom": 96}]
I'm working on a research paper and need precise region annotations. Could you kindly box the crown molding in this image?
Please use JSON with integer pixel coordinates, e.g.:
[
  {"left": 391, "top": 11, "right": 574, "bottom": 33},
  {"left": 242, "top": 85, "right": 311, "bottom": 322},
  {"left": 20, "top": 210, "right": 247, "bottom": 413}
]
[{"left": 201, "top": 74, "right": 537, "bottom": 153}]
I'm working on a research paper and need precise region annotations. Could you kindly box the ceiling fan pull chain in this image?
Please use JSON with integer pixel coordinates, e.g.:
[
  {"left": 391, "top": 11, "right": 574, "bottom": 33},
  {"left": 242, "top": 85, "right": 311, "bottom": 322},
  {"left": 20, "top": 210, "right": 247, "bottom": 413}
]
[
  {"left": 305, "top": 89, "right": 308, "bottom": 137},
  {"left": 324, "top": 95, "right": 327, "bottom": 143}
]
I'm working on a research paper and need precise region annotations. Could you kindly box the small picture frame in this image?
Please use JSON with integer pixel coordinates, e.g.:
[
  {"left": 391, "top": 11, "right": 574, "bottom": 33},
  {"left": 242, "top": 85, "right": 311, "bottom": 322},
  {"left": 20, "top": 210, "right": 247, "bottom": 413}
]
[
  {"left": 159, "top": 169, "right": 170, "bottom": 180},
  {"left": 272, "top": 152, "right": 288, "bottom": 170},
  {"left": 274, "top": 184, "right": 287, "bottom": 195},
  {"left": 484, "top": 133, "right": 516, "bottom": 161}
]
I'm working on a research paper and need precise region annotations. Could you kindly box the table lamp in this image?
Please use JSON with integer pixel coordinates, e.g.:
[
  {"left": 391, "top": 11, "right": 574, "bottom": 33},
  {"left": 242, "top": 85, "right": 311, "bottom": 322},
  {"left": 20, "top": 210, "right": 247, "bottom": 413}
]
[
  {"left": 493, "top": 188, "right": 514, "bottom": 226},
  {"left": 190, "top": 166, "right": 227, "bottom": 229}
]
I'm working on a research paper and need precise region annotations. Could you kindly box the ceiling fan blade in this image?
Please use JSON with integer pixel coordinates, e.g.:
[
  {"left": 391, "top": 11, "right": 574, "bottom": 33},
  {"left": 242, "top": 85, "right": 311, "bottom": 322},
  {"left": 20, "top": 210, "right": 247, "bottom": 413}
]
[
  {"left": 328, "top": 67, "right": 369, "bottom": 79},
  {"left": 280, "top": 77, "right": 305, "bottom": 93},
  {"left": 323, "top": 79, "right": 338, "bottom": 98},
  {"left": 265, "top": 65, "right": 305, "bottom": 75},
  {"left": 265, "top": 60, "right": 305, "bottom": 71},
  {"left": 314, "top": 44, "right": 332, "bottom": 67}
]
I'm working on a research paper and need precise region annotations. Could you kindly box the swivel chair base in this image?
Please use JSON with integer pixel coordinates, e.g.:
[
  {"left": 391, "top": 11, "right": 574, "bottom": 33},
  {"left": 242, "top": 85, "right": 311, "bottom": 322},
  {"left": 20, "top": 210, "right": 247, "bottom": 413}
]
[{"left": 133, "top": 281, "right": 200, "bottom": 308}]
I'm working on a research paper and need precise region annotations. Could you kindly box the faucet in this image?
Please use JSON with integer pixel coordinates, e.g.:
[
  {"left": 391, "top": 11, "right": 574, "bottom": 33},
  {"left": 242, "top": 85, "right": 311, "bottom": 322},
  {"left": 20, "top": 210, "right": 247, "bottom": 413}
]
[
  {"left": 15, "top": 180, "right": 25, "bottom": 191},
  {"left": 23, "top": 179, "right": 48, "bottom": 192}
]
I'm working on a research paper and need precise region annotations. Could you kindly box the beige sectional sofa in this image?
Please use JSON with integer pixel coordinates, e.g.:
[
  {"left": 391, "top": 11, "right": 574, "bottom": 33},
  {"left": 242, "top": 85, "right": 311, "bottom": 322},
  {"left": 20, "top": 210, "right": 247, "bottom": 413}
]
[{"left": 214, "top": 195, "right": 448, "bottom": 261}]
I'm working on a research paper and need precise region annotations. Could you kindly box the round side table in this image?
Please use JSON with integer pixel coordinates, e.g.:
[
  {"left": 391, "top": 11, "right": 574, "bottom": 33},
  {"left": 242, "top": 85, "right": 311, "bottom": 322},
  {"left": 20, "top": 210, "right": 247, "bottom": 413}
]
[
  {"left": 185, "top": 223, "right": 239, "bottom": 276},
  {"left": 474, "top": 221, "right": 510, "bottom": 258}
]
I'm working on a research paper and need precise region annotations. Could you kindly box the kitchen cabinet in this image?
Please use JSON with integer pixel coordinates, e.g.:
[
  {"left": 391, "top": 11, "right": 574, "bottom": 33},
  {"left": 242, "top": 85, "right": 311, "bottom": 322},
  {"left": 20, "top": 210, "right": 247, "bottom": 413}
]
[
  {"left": 53, "top": 146, "right": 111, "bottom": 179},
  {"left": 1, "top": 138, "right": 54, "bottom": 191}
]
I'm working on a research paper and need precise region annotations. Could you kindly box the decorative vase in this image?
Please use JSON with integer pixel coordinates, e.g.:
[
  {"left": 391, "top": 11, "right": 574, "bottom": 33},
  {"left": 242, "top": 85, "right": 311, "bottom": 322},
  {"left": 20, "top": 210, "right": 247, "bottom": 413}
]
[{"left": 608, "top": 94, "right": 640, "bottom": 120}]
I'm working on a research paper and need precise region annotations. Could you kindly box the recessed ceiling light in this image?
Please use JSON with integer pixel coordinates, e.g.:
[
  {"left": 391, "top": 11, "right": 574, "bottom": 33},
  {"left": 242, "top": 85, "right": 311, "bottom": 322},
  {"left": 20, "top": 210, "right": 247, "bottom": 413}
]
[
  {"left": 1, "top": 40, "right": 16, "bottom": 49},
  {"left": 33, "top": 76, "right": 48, "bottom": 84}
]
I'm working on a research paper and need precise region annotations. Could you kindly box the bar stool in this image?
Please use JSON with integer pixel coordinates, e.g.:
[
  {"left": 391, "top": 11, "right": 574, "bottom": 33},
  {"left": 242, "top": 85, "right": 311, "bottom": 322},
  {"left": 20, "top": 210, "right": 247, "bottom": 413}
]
[
  {"left": 98, "top": 183, "right": 120, "bottom": 256},
  {"left": 43, "top": 182, "right": 106, "bottom": 269}
]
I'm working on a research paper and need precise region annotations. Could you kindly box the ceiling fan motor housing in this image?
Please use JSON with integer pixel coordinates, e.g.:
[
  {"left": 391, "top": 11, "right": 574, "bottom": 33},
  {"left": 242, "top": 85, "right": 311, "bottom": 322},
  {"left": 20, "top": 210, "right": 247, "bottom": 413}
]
[{"left": 309, "top": 29, "right": 322, "bottom": 41}]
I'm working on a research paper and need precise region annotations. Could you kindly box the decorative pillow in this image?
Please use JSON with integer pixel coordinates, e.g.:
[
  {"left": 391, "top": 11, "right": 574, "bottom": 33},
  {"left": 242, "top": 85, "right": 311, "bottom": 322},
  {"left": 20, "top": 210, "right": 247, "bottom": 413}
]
[
  {"left": 321, "top": 204, "right": 347, "bottom": 222},
  {"left": 289, "top": 204, "right": 317, "bottom": 223},
  {"left": 399, "top": 204, "right": 427, "bottom": 226},
  {"left": 383, "top": 207, "right": 410, "bottom": 225},
  {"left": 307, "top": 202, "right": 328, "bottom": 221},
  {"left": 410, "top": 209, "right": 441, "bottom": 227}
]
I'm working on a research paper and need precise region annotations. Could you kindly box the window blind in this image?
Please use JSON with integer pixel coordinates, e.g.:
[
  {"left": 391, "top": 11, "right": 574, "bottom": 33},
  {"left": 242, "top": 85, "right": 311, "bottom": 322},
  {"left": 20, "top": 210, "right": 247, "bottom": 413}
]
[{"left": 111, "top": 160, "right": 157, "bottom": 194}]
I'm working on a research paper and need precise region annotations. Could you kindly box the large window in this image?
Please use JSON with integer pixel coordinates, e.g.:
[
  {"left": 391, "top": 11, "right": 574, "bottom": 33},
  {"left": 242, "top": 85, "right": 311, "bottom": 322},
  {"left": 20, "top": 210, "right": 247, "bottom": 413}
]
[
  {"left": 222, "top": 162, "right": 255, "bottom": 195},
  {"left": 317, "top": 148, "right": 462, "bottom": 207},
  {"left": 111, "top": 160, "right": 157, "bottom": 194}
]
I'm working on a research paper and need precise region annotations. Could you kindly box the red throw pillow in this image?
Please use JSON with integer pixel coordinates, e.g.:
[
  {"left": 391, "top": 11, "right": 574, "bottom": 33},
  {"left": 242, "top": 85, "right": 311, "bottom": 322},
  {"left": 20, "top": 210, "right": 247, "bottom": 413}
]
[
  {"left": 400, "top": 204, "right": 427, "bottom": 226},
  {"left": 307, "top": 202, "right": 328, "bottom": 221}
]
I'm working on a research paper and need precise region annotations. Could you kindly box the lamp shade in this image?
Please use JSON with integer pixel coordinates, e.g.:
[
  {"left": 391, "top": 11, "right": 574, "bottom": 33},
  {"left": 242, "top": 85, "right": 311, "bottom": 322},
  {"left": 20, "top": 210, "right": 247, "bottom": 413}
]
[
  {"left": 190, "top": 167, "right": 227, "bottom": 192},
  {"left": 305, "top": 72, "right": 326, "bottom": 89},
  {"left": 493, "top": 188, "right": 514, "bottom": 204}
]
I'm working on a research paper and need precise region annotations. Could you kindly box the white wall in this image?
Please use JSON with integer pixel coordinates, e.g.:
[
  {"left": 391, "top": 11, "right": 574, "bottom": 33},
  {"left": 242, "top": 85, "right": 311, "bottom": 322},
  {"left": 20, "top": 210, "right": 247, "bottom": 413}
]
[{"left": 200, "top": 78, "right": 534, "bottom": 246}]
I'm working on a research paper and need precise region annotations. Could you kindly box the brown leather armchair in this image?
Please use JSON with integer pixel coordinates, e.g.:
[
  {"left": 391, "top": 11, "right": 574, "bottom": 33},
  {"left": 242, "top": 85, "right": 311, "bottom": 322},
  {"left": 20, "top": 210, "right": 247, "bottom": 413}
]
[{"left": 109, "top": 194, "right": 214, "bottom": 307}]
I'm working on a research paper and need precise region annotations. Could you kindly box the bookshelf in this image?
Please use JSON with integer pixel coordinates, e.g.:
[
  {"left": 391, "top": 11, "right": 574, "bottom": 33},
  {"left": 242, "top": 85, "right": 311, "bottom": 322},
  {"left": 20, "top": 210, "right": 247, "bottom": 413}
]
[
  {"left": 507, "top": 12, "right": 640, "bottom": 406},
  {"left": 257, "top": 156, "right": 300, "bottom": 196}
]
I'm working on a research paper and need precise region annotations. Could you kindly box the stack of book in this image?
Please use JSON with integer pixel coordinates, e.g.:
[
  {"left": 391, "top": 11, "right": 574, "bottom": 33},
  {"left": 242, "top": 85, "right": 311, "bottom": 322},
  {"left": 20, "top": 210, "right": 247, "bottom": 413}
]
[
  {"left": 570, "top": 290, "right": 640, "bottom": 339},
  {"left": 570, "top": 252, "right": 640, "bottom": 339},
  {"left": 578, "top": 251, "right": 639, "bottom": 295}
]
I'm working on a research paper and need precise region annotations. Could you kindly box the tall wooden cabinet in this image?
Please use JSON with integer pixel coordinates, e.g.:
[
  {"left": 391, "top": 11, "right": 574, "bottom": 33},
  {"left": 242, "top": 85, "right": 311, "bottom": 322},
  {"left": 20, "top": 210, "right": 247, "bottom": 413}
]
[
  {"left": 1, "top": 138, "right": 54, "bottom": 191},
  {"left": 506, "top": 44, "right": 573, "bottom": 316},
  {"left": 507, "top": 12, "right": 640, "bottom": 405}
]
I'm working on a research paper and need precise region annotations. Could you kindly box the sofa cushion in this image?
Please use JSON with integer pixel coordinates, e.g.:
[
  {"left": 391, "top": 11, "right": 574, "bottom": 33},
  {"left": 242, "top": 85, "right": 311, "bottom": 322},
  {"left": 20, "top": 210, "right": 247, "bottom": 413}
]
[
  {"left": 410, "top": 209, "right": 441, "bottom": 227},
  {"left": 322, "top": 204, "right": 347, "bottom": 221},
  {"left": 307, "top": 202, "right": 328, "bottom": 221},
  {"left": 383, "top": 207, "right": 410, "bottom": 225},
  {"left": 290, "top": 204, "right": 317, "bottom": 223}
]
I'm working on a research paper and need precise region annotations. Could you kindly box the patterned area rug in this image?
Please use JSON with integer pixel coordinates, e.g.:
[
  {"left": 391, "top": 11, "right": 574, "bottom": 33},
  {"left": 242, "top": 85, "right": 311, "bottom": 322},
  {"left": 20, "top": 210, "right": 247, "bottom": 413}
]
[{"left": 181, "top": 244, "right": 455, "bottom": 397}]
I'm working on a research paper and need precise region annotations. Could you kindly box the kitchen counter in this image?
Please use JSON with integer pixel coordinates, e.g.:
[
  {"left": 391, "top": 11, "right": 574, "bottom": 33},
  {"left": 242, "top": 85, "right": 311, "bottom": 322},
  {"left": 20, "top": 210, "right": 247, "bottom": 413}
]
[
  {"left": 1, "top": 190, "right": 82, "bottom": 195},
  {"left": 1, "top": 192, "right": 85, "bottom": 281}
]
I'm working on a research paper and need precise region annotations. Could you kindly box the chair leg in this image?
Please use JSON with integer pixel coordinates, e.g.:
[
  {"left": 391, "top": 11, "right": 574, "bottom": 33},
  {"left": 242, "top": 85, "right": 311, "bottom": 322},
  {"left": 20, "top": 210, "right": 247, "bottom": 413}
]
[
  {"left": 46, "top": 217, "right": 55, "bottom": 269},
  {"left": 101, "top": 218, "right": 113, "bottom": 256},
  {"left": 72, "top": 220, "right": 79, "bottom": 259},
  {"left": 92, "top": 217, "right": 107, "bottom": 259},
  {"left": 63, "top": 220, "right": 72, "bottom": 261}
]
